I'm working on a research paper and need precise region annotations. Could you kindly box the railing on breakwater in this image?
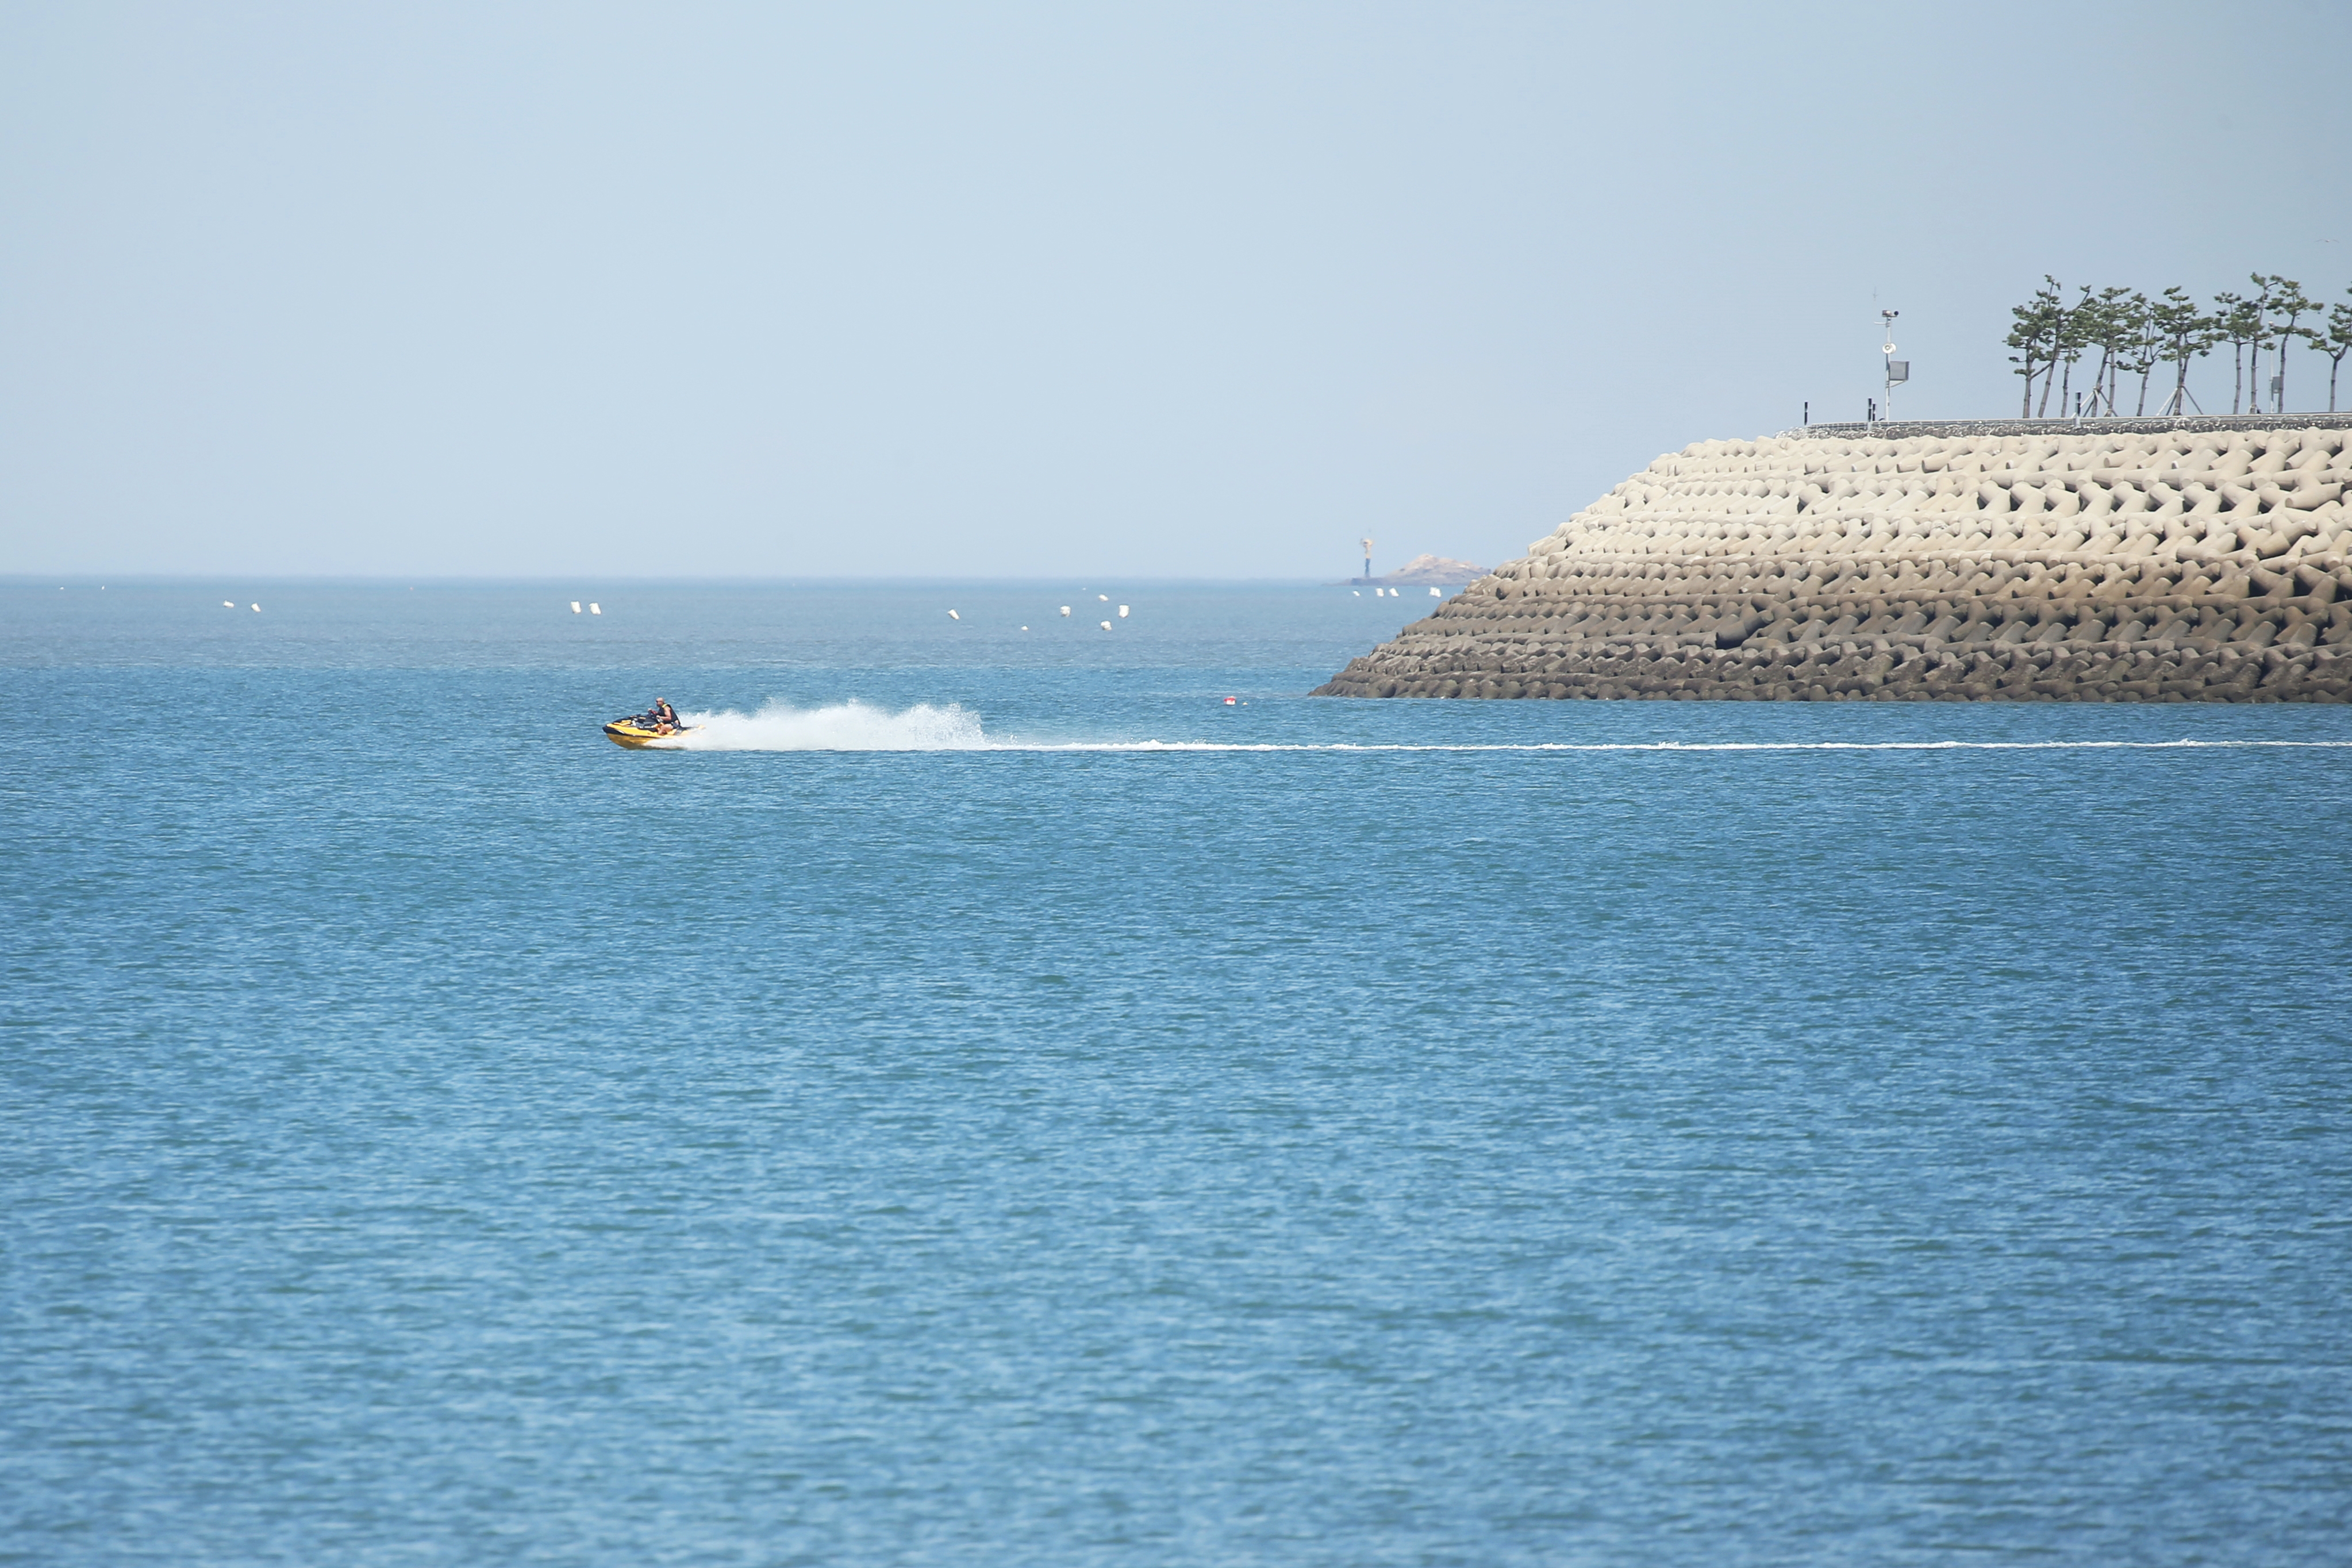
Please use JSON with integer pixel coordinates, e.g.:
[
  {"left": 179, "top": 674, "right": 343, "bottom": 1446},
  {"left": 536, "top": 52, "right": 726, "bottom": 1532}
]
[{"left": 1781, "top": 412, "right": 2352, "bottom": 441}]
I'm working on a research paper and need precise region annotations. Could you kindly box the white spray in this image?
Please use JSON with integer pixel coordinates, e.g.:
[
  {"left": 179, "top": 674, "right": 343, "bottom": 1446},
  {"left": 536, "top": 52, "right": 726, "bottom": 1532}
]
[
  {"left": 643, "top": 705, "right": 2351, "bottom": 758},
  {"left": 667, "top": 698, "right": 990, "bottom": 751}
]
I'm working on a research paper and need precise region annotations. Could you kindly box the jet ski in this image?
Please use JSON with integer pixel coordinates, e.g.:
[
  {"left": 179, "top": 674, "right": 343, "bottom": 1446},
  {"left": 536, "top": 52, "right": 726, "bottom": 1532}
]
[{"left": 604, "top": 710, "right": 700, "bottom": 748}]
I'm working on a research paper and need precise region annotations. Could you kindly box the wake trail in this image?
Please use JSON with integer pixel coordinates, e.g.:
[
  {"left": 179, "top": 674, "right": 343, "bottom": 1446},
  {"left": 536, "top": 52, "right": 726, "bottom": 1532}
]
[
  {"left": 1042, "top": 739, "right": 2352, "bottom": 754},
  {"left": 668, "top": 700, "right": 988, "bottom": 750},
  {"left": 658, "top": 702, "right": 2352, "bottom": 755}
]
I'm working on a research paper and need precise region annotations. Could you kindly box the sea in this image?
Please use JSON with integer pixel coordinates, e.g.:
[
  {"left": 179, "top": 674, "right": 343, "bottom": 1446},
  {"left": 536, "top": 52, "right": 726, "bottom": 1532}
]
[{"left": 6, "top": 579, "right": 2350, "bottom": 1566}]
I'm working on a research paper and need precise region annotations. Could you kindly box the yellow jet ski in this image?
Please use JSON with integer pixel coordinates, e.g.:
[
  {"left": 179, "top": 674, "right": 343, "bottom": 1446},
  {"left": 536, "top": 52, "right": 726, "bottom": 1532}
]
[{"left": 604, "top": 709, "right": 700, "bottom": 748}]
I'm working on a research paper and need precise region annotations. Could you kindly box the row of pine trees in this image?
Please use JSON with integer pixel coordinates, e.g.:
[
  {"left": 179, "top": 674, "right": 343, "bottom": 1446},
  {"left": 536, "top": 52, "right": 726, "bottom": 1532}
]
[{"left": 2005, "top": 275, "right": 2352, "bottom": 420}]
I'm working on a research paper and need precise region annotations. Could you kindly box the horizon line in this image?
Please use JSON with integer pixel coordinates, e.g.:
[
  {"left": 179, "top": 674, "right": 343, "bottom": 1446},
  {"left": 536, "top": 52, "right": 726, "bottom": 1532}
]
[{"left": 2, "top": 572, "right": 1456, "bottom": 587}]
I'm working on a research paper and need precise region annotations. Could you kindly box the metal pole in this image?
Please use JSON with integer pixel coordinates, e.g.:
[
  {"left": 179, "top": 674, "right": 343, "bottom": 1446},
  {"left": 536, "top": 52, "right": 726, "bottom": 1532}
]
[{"left": 1880, "top": 309, "right": 1900, "bottom": 421}]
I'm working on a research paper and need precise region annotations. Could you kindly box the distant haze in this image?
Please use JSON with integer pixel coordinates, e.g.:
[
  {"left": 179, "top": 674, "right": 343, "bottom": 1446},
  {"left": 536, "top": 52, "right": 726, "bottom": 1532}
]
[{"left": 3, "top": 1, "right": 2346, "bottom": 579}]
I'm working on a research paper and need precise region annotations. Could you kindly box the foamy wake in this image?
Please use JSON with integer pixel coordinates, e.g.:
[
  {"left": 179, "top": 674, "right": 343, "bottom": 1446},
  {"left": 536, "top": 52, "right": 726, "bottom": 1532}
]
[
  {"left": 667, "top": 700, "right": 989, "bottom": 751},
  {"left": 652, "top": 701, "right": 2352, "bottom": 755},
  {"left": 1074, "top": 739, "right": 2352, "bottom": 754}
]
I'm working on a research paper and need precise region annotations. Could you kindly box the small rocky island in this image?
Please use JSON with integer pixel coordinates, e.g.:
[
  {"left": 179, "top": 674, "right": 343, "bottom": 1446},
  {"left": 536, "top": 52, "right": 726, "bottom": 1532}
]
[
  {"left": 1365, "top": 553, "right": 1486, "bottom": 586},
  {"left": 1315, "top": 417, "right": 2351, "bottom": 702}
]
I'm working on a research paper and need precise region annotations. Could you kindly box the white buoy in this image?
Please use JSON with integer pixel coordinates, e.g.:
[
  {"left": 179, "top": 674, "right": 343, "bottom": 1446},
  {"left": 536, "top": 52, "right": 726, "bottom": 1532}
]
[
  {"left": 571, "top": 601, "right": 581, "bottom": 613},
  {"left": 223, "top": 601, "right": 235, "bottom": 608},
  {"left": 1059, "top": 606, "right": 1071, "bottom": 617},
  {"left": 251, "top": 604, "right": 260, "bottom": 612},
  {"left": 589, "top": 603, "right": 601, "bottom": 614},
  {"left": 948, "top": 609, "right": 960, "bottom": 620},
  {"left": 1021, "top": 625, "right": 1029, "bottom": 631},
  {"left": 1100, "top": 620, "right": 1112, "bottom": 631},
  {"left": 1352, "top": 590, "right": 1360, "bottom": 597},
  {"left": 1117, "top": 605, "right": 1128, "bottom": 618},
  {"left": 1428, "top": 586, "right": 1442, "bottom": 596},
  {"left": 1097, "top": 594, "right": 1108, "bottom": 602}
]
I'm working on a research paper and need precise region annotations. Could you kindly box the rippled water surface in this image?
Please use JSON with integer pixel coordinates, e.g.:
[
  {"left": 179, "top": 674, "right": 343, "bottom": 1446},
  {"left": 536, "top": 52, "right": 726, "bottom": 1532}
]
[{"left": 7, "top": 581, "right": 2351, "bottom": 1565}]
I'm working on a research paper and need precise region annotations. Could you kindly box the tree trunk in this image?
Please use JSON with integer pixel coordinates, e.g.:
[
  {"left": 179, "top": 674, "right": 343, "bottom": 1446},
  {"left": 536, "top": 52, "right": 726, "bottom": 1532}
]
[{"left": 2136, "top": 364, "right": 2151, "bottom": 416}]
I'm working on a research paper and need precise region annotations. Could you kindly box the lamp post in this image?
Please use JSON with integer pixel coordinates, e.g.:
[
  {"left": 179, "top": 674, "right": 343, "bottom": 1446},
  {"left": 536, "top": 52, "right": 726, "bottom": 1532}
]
[{"left": 1360, "top": 537, "right": 1373, "bottom": 585}]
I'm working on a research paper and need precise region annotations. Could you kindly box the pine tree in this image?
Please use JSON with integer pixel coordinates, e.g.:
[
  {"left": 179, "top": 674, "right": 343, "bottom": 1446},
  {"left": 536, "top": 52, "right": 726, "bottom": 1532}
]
[
  {"left": 2039, "top": 283, "right": 2092, "bottom": 418},
  {"left": 2150, "top": 287, "right": 2212, "bottom": 416},
  {"left": 2213, "top": 290, "right": 2260, "bottom": 414},
  {"left": 2259, "top": 276, "right": 2315, "bottom": 413},
  {"left": 2322, "top": 289, "right": 2352, "bottom": 414},
  {"left": 2119, "top": 291, "right": 2161, "bottom": 415},
  {"left": 2006, "top": 278, "right": 2063, "bottom": 418},
  {"left": 2245, "top": 275, "right": 2279, "bottom": 414},
  {"left": 2081, "top": 286, "right": 2136, "bottom": 414},
  {"left": 1993, "top": 271, "right": 2343, "bottom": 418}
]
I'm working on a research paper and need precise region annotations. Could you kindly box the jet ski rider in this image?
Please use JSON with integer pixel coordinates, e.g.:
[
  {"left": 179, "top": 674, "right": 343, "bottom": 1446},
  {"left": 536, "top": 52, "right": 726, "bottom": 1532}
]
[{"left": 649, "top": 698, "right": 681, "bottom": 732}]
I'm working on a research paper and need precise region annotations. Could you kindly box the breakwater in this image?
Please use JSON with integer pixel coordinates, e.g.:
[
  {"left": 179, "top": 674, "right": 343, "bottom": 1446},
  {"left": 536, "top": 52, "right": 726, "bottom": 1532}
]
[{"left": 1315, "top": 418, "right": 2352, "bottom": 702}]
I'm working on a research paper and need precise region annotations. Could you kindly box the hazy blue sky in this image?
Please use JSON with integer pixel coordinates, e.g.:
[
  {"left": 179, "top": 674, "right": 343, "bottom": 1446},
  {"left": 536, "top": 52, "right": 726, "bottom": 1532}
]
[{"left": 4, "top": 1, "right": 2347, "bottom": 579}]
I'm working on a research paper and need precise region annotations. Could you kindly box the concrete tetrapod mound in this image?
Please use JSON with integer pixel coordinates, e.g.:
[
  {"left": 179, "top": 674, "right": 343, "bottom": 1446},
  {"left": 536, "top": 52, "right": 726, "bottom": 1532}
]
[{"left": 1314, "top": 420, "right": 2352, "bottom": 702}]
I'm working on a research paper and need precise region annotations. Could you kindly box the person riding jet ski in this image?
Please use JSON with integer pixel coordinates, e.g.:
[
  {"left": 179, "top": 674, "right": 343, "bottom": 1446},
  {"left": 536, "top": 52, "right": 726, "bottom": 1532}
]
[{"left": 603, "top": 697, "right": 698, "bottom": 748}]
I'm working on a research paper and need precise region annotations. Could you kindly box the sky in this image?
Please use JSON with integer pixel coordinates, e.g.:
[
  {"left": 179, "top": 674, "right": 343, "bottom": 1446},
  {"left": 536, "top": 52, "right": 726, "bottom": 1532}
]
[{"left": 3, "top": 0, "right": 2348, "bottom": 580}]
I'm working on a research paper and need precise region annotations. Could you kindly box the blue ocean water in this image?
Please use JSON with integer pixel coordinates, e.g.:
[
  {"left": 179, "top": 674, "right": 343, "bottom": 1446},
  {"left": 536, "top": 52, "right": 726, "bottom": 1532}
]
[{"left": 6, "top": 579, "right": 2350, "bottom": 1566}]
